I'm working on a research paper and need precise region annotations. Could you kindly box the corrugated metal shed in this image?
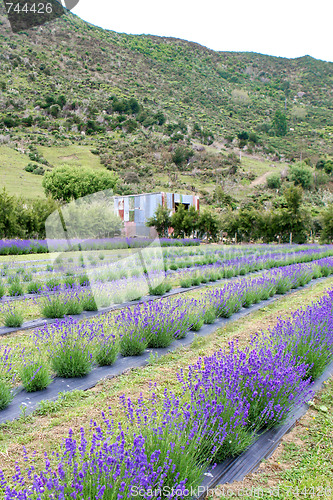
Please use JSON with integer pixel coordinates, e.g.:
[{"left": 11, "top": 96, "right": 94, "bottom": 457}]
[
  {"left": 113, "top": 192, "right": 199, "bottom": 236},
  {"left": 166, "top": 193, "right": 173, "bottom": 211}
]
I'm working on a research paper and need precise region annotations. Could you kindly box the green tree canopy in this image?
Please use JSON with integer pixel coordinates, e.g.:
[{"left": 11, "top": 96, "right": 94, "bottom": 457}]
[
  {"left": 324, "top": 160, "right": 333, "bottom": 175},
  {"left": 170, "top": 205, "right": 187, "bottom": 238},
  {"left": 320, "top": 205, "right": 333, "bottom": 243},
  {"left": 43, "top": 165, "right": 118, "bottom": 202},
  {"left": 220, "top": 185, "right": 310, "bottom": 244},
  {"left": 171, "top": 204, "right": 199, "bottom": 238},
  {"left": 46, "top": 198, "right": 123, "bottom": 240},
  {"left": 197, "top": 209, "right": 219, "bottom": 242},
  {"left": 0, "top": 189, "right": 20, "bottom": 238},
  {"left": 316, "top": 158, "right": 333, "bottom": 174},
  {"left": 221, "top": 207, "right": 262, "bottom": 243},
  {"left": 182, "top": 206, "right": 200, "bottom": 237},
  {"left": 146, "top": 204, "right": 171, "bottom": 237},
  {"left": 0, "top": 188, "right": 58, "bottom": 239},
  {"left": 284, "top": 185, "right": 303, "bottom": 215},
  {"left": 272, "top": 185, "right": 310, "bottom": 243}
]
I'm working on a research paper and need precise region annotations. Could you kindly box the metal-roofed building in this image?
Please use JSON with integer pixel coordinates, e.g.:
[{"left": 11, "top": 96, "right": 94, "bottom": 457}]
[{"left": 114, "top": 192, "right": 199, "bottom": 237}]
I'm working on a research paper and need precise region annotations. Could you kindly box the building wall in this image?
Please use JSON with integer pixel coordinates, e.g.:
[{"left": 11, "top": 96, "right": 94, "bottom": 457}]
[{"left": 113, "top": 192, "right": 199, "bottom": 236}]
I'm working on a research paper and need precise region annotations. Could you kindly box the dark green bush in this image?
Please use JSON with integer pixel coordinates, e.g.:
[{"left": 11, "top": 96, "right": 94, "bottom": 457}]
[{"left": 266, "top": 173, "right": 282, "bottom": 189}]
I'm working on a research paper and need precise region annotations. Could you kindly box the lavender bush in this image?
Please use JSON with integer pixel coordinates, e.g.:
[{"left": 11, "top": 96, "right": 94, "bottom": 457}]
[
  {"left": 94, "top": 334, "right": 119, "bottom": 366},
  {"left": 119, "top": 327, "right": 148, "bottom": 356},
  {"left": 0, "top": 347, "right": 14, "bottom": 410},
  {"left": 0, "top": 379, "right": 12, "bottom": 410},
  {"left": 50, "top": 324, "right": 94, "bottom": 378},
  {"left": 8, "top": 280, "right": 24, "bottom": 297},
  {"left": 266, "top": 290, "right": 333, "bottom": 380},
  {"left": 20, "top": 357, "right": 51, "bottom": 392},
  {"left": 0, "top": 237, "right": 200, "bottom": 256},
  {"left": 26, "top": 281, "right": 42, "bottom": 294},
  {"left": 2, "top": 285, "right": 333, "bottom": 498},
  {"left": 3, "top": 306, "right": 24, "bottom": 328},
  {"left": 41, "top": 296, "right": 67, "bottom": 318}
]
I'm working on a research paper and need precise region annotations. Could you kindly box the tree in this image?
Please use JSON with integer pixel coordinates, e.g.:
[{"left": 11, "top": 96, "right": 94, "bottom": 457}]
[
  {"left": 316, "top": 159, "right": 326, "bottom": 170},
  {"left": 57, "top": 95, "right": 66, "bottom": 108},
  {"left": 284, "top": 185, "right": 303, "bottom": 216},
  {"left": 169, "top": 205, "right": 200, "bottom": 238},
  {"left": 43, "top": 165, "right": 118, "bottom": 202},
  {"left": 170, "top": 205, "right": 187, "bottom": 238},
  {"left": 214, "top": 186, "right": 237, "bottom": 209},
  {"left": 0, "top": 189, "right": 58, "bottom": 239},
  {"left": 273, "top": 110, "right": 287, "bottom": 137},
  {"left": 146, "top": 205, "right": 171, "bottom": 237},
  {"left": 237, "top": 131, "right": 249, "bottom": 141},
  {"left": 182, "top": 206, "right": 199, "bottom": 237},
  {"left": 320, "top": 205, "right": 333, "bottom": 243},
  {"left": 248, "top": 132, "right": 259, "bottom": 144},
  {"left": 123, "top": 119, "right": 138, "bottom": 133},
  {"left": 316, "top": 158, "right": 333, "bottom": 175},
  {"left": 280, "top": 185, "right": 311, "bottom": 243},
  {"left": 289, "top": 163, "right": 313, "bottom": 189},
  {"left": 228, "top": 207, "right": 262, "bottom": 242},
  {"left": 197, "top": 210, "right": 219, "bottom": 242},
  {"left": 154, "top": 111, "right": 166, "bottom": 126},
  {"left": 0, "top": 189, "right": 20, "bottom": 238},
  {"left": 46, "top": 195, "right": 123, "bottom": 240},
  {"left": 128, "top": 98, "right": 140, "bottom": 114},
  {"left": 220, "top": 185, "right": 311, "bottom": 244},
  {"left": 29, "top": 198, "right": 59, "bottom": 238}
]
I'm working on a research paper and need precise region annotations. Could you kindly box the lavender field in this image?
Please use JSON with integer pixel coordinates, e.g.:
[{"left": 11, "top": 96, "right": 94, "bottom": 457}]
[
  {"left": 0, "top": 243, "right": 333, "bottom": 499},
  {"left": 1, "top": 243, "right": 333, "bottom": 326}
]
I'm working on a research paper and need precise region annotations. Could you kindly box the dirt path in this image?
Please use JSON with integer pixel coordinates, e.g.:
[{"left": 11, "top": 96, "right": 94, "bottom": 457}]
[{"left": 250, "top": 171, "right": 272, "bottom": 187}]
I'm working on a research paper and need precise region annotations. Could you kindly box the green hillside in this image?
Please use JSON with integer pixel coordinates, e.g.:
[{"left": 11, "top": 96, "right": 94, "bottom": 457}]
[
  {"left": 0, "top": 5, "right": 332, "bottom": 204},
  {"left": 0, "top": 145, "right": 44, "bottom": 198}
]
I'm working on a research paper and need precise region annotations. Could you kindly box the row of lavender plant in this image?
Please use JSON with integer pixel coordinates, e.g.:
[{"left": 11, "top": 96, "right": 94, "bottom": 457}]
[
  {"left": 0, "top": 246, "right": 226, "bottom": 300},
  {"left": 1, "top": 286, "right": 333, "bottom": 499},
  {"left": 0, "top": 242, "right": 300, "bottom": 280},
  {"left": 2, "top": 247, "right": 333, "bottom": 327},
  {"left": 0, "top": 237, "right": 201, "bottom": 255},
  {"left": 177, "top": 246, "right": 333, "bottom": 286},
  {"left": 0, "top": 246, "right": 276, "bottom": 299},
  {"left": 0, "top": 257, "right": 332, "bottom": 408},
  {"left": 1, "top": 245, "right": 331, "bottom": 302},
  {"left": 0, "top": 247, "right": 218, "bottom": 298}
]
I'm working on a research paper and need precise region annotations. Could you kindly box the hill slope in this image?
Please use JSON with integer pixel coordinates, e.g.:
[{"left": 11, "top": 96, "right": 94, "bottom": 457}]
[{"left": 0, "top": 6, "right": 332, "bottom": 203}]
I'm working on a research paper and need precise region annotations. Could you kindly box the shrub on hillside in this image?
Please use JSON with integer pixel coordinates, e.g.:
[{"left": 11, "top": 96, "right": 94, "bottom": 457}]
[
  {"left": 288, "top": 163, "right": 313, "bottom": 189},
  {"left": 171, "top": 145, "right": 194, "bottom": 168},
  {"left": 266, "top": 173, "right": 282, "bottom": 189}
]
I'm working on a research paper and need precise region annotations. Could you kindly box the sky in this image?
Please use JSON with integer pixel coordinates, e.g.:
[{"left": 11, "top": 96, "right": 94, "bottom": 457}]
[{"left": 71, "top": 0, "right": 333, "bottom": 62}]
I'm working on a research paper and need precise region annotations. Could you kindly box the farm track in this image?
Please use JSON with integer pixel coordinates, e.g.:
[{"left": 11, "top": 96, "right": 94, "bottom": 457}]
[{"left": 0, "top": 274, "right": 331, "bottom": 425}]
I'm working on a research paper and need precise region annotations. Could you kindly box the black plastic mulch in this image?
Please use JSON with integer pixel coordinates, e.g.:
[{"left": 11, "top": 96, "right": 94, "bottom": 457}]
[{"left": 0, "top": 276, "right": 330, "bottom": 423}]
